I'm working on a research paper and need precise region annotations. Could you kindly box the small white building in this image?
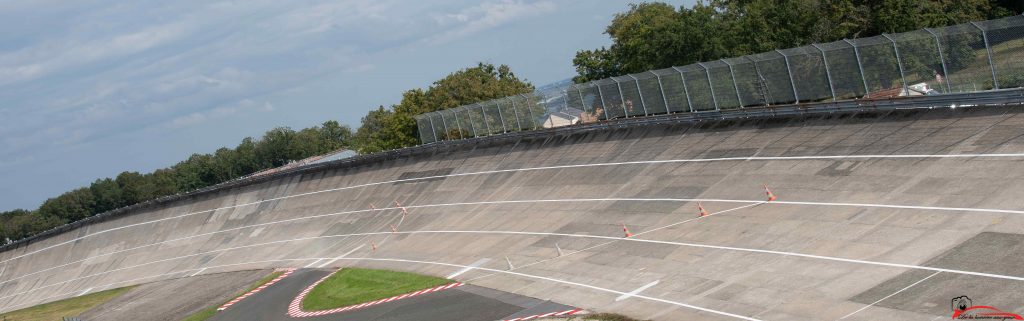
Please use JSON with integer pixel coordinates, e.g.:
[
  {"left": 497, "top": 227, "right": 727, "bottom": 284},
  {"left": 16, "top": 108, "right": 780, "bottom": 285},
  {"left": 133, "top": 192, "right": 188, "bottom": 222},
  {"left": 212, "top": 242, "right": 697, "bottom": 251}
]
[{"left": 543, "top": 108, "right": 583, "bottom": 128}]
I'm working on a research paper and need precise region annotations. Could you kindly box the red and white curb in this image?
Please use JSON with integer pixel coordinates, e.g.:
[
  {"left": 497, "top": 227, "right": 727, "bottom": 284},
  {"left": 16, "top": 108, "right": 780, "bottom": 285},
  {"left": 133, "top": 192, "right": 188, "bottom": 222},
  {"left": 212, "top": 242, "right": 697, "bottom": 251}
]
[
  {"left": 216, "top": 269, "right": 295, "bottom": 311},
  {"left": 287, "top": 269, "right": 463, "bottom": 317},
  {"left": 504, "top": 308, "right": 584, "bottom": 320}
]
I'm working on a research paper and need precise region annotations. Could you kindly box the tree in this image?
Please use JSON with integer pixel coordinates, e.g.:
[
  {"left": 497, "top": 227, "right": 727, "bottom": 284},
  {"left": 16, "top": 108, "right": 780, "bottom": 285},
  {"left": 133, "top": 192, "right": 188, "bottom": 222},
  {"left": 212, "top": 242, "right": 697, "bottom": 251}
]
[{"left": 352, "top": 63, "right": 533, "bottom": 153}]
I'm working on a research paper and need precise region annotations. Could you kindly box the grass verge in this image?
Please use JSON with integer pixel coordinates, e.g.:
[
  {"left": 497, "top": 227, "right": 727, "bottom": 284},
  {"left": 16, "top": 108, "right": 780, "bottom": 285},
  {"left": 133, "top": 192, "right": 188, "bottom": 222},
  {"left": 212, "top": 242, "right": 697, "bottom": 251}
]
[
  {"left": 563, "top": 313, "right": 649, "bottom": 321},
  {"left": 0, "top": 286, "right": 134, "bottom": 321},
  {"left": 180, "top": 270, "right": 284, "bottom": 321},
  {"left": 301, "top": 268, "right": 453, "bottom": 311}
]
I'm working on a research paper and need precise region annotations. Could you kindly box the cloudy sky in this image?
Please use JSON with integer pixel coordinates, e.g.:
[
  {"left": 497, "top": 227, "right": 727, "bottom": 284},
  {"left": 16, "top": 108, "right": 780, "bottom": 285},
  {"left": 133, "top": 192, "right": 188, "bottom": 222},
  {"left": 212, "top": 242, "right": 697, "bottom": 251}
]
[{"left": 0, "top": 0, "right": 692, "bottom": 211}]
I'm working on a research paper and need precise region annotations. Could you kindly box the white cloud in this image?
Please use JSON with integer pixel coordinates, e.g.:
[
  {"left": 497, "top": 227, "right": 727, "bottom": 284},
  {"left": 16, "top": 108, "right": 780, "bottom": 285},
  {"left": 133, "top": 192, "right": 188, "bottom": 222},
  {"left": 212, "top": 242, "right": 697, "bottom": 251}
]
[{"left": 425, "top": 0, "right": 557, "bottom": 45}]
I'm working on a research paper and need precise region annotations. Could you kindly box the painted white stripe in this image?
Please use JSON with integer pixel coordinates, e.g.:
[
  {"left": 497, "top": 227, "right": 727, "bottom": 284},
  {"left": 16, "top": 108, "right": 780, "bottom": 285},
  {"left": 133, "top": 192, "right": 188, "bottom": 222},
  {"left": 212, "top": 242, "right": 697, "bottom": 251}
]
[
  {"left": 4, "top": 223, "right": 1023, "bottom": 306},
  {"left": 7, "top": 195, "right": 1023, "bottom": 291},
  {"left": 836, "top": 271, "right": 942, "bottom": 320},
  {"left": 188, "top": 268, "right": 206, "bottom": 277},
  {"left": 78, "top": 287, "right": 93, "bottom": 296},
  {"left": 4, "top": 152, "right": 1020, "bottom": 267},
  {"left": 616, "top": 280, "right": 660, "bottom": 302},
  {"left": 447, "top": 258, "right": 491, "bottom": 279},
  {"left": 317, "top": 245, "right": 365, "bottom": 268},
  {"left": 302, "top": 259, "right": 322, "bottom": 268}
]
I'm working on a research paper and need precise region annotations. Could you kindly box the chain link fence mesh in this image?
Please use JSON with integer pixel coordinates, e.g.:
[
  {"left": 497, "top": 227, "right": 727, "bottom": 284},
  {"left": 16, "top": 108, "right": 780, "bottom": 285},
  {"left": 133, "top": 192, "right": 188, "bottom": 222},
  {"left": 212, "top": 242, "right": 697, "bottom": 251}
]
[{"left": 416, "top": 15, "right": 1024, "bottom": 143}]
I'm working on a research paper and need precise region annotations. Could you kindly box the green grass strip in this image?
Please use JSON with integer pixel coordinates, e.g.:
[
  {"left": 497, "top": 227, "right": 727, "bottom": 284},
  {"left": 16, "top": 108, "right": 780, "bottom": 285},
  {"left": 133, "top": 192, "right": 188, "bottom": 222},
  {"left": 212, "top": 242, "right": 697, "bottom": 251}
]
[
  {"left": 0, "top": 286, "right": 134, "bottom": 321},
  {"left": 301, "top": 268, "right": 453, "bottom": 311}
]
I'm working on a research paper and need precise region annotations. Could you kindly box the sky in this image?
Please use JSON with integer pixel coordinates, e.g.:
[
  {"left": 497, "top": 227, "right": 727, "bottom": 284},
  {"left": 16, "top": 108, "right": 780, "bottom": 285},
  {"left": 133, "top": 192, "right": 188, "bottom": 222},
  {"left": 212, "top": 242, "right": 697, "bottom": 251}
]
[{"left": 0, "top": 0, "right": 693, "bottom": 211}]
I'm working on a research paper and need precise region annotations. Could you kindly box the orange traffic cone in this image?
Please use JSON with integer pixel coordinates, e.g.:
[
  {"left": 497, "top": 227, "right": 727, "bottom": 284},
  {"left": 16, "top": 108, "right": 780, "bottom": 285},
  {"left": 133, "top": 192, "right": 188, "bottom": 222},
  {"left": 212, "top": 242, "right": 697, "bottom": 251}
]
[
  {"left": 394, "top": 200, "right": 402, "bottom": 208},
  {"left": 371, "top": 242, "right": 377, "bottom": 251},
  {"left": 763, "top": 184, "right": 777, "bottom": 202},
  {"left": 390, "top": 224, "right": 397, "bottom": 233},
  {"left": 622, "top": 224, "right": 633, "bottom": 238},
  {"left": 369, "top": 203, "right": 377, "bottom": 210},
  {"left": 698, "top": 202, "right": 709, "bottom": 217}
]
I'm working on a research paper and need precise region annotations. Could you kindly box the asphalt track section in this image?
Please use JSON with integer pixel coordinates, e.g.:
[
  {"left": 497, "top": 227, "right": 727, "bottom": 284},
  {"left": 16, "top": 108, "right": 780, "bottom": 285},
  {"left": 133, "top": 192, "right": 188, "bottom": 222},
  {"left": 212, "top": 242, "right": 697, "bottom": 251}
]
[{"left": 210, "top": 269, "right": 577, "bottom": 321}]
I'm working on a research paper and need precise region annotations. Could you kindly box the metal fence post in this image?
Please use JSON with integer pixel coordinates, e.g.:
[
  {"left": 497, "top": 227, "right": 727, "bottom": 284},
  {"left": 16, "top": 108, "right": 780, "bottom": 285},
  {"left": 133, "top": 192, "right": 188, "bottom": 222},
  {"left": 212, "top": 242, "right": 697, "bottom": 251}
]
[
  {"left": 561, "top": 89, "right": 570, "bottom": 113},
  {"left": 520, "top": 94, "right": 537, "bottom": 130},
  {"left": 811, "top": 44, "right": 837, "bottom": 102},
  {"left": 672, "top": 67, "right": 695, "bottom": 112},
  {"left": 747, "top": 56, "right": 770, "bottom": 106},
  {"left": 451, "top": 109, "right": 462, "bottom": 138},
  {"left": 970, "top": 21, "right": 999, "bottom": 89},
  {"left": 439, "top": 111, "right": 450, "bottom": 140},
  {"left": 843, "top": 39, "right": 870, "bottom": 96},
  {"left": 427, "top": 113, "right": 438, "bottom": 142},
  {"left": 575, "top": 86, "right": 588, "bottom": 114},
  {"left": 776, "top": 49, "right": 800, "bottom": 103},
  {"left": 721, "top": 59, "right": 744, "bottom": 107},
  {"left": 494, "top": 102, "right": 508, "bottom": 132},
  {"left": 613, "top": 78, "right": 629, "bottom": 117},
  {"left": 924, "top": 28, "right": 953, "bottom": 93},
  {"left": 509, "top": 97, "right": 522, "bottom": 131},
  {"left": 882, "top": 34, "right": 909, "bottom": 95},
  {"left": 595, "top": 82, "right": 610, "bottom": 119},
  {"left": 465, "top": 109, "right": 477, "bottom": 137},
  {"left": 696, "top": 62, "right": 720, "bottom": 111},
  {"left": 480, "top": 104, "right": 491, "bottom": 134},
  {"left": 654, "top": 72, "right": 671, "bottom": 113},
  {"left": 627, "top": 74, "right": 648, "bottom": 115}
]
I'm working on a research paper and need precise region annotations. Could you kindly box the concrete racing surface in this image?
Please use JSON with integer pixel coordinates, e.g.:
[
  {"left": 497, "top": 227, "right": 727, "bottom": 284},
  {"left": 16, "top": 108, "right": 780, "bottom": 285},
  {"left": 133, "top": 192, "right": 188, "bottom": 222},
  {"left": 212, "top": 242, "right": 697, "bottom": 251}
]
[{"left": 2, "top": 105, "right": 1024, "bottom": 320}]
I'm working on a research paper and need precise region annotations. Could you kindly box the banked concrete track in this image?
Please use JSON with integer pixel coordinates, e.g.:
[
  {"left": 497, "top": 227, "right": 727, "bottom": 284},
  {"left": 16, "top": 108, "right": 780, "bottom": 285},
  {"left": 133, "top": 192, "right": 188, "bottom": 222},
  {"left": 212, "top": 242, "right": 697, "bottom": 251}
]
[{"left": 2, "top": 106, "right": 1024, "bottom": 320}]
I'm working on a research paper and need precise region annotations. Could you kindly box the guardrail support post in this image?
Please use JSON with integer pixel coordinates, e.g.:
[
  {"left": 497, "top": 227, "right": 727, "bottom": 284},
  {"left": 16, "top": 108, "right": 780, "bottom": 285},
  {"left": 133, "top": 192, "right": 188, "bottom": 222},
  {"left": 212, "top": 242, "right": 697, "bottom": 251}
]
[
  {"left": 654, "top": 72, "right": 672, "bottom": 113},
  {"left": 970, "top": 21, "right": 999, "bottom": 89},
  {"left": 697, "top": 62, "right": 720, "bottom": 111},
  {"left": 494, "top": 102, "right": 508, "bottom": 133},
  {"left": 776, "top": 49, "right": 800, "bottom": 103},
  {"left": 451, "top": 109, "right": 463, "bottom": 138},
  {"left": 811, "top": 44, "right": 837, "bottom": 102},
  {"left": 439, "top": 111, "right": 449, "bottom": 140},
  {"left": 613, "top": 78, "right": 629, "bottom": 117},
  {"left": 627, "top": 74, "right": 648, "bottom": 115},
  {"left": 480, "top": 104, "right": 491, "bottom": 135},
  {"left": 596, "top": 83, "right": 610, "bottom": 119},
  {"left": 509, "top": 98, "right": 522, "bottom": 131},
  {"left": 882, "top": 34, "right": 909, "bottom": 95},
  {"left": 672, "top": 67, "right": 695, "bottom": 112},
  {"left": 844, "top": 39, "right": 870, "bottom": 97},
  {"left": 523, "top": 94, "right": 538, "bottom": 130},
  {"left": 465, "top": 109, "right": 477, "bottom": 137},
  {"left": 427, "top": 114, "right": 438, "bottom": 142},
  {"left": 722, "top": 59, "right": 744, "bottom": 107},
  {"left": 925, "top": 28, "right": 953, "bottom": 93}
]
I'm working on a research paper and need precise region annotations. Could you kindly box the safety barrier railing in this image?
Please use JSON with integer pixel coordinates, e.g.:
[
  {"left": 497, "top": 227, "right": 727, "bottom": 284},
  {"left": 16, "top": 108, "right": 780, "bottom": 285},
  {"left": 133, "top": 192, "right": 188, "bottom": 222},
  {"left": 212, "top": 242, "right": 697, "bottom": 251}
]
[{"left": 416, "top": 14, "right": 1024, "bottom": 144}]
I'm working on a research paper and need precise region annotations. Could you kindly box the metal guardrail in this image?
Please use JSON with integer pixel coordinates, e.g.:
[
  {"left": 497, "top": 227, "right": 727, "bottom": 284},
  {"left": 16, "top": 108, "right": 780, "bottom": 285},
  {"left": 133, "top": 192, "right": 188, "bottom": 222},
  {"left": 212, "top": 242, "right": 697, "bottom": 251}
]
[
  {"left": 415, "top": 14, "right": 1024, "bottom": 144},
  {"left": 2, "top": 87, "right": 1022, "bottom": 254}
]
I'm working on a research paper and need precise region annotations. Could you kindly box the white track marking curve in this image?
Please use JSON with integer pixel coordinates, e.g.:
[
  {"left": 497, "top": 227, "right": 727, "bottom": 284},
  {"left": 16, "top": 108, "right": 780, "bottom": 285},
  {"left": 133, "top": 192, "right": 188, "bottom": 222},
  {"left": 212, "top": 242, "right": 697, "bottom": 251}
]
[
  {"left": 3, "top": 152, "right": 1022, "bottom": 266},
  {"left": 3, "top": 257, "right": 763, "bottom": 321},
  {"left": 4, "top": 196, "right": 1024, "bottom": 289},
  {"left": 4, "top": 227, "right": 1024, "bottom": 306}
]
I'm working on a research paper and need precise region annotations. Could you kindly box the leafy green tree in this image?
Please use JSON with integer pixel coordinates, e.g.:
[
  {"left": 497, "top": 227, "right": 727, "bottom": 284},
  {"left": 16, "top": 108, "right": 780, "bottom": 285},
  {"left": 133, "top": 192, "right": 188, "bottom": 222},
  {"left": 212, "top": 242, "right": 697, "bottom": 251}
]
[{"left": 352, "top": 63, "right": 533, "bottom": 153}]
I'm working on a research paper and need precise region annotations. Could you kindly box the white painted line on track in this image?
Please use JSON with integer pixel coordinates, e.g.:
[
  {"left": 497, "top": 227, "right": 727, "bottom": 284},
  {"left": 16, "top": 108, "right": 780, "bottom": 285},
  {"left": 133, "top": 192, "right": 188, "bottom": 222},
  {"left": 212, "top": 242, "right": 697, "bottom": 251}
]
[
  {"left": 302, "top": 259, "right": 322, "bottom": 268},
  {"left": 3, "top": 152, "right": 1021, "bottom": 266},
  {"left": 316, "top": 245, "right": 364, "bottom": 268},
  {"left": 616, "top": 280, "right": 660, "bottom": 302},
  {"left": 447, "top": 258, "right": 490, "bottom": 279},
  {"left": 6, "top": 196, "right": 1023, "bottom": 290},
  {"left": 78, "top": 287, "right": 92, "bottom": 296},
  {"left": 4, "top": 228, "right": 1023, "bottom": 306},
  {"left": 188, "top": 268, "right": 206, "bottom": 277},
  {"left": 2, "top": 257, "right": 763, "bottom": 321},
  {"left": 836, "top": 271, "right": 942, "bottom": 320}
]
